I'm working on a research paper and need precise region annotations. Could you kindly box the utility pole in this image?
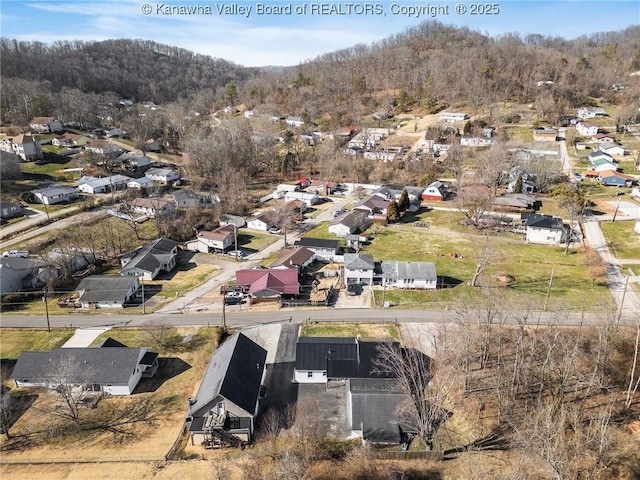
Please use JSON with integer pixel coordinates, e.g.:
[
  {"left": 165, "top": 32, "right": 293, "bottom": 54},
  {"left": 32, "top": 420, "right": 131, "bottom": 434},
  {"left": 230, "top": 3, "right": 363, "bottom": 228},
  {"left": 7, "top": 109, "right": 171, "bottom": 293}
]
[
  {"left": 43, "top": 288, "right": 50, "bottom": 333},
  {"left": 612, "top": 194, "right": 624, "bottom": 222},
  {"left": 221, "top": 298, "right": 227, "bottom": 330},
  {"left": 543, "top": 268, "right": 555, "bottom": 312},
  {"left": 234, "top": 226, "right": 239, "bottom": 262},
  {"left": 616, "top": 276, "right": 629, "bottom": 325}
]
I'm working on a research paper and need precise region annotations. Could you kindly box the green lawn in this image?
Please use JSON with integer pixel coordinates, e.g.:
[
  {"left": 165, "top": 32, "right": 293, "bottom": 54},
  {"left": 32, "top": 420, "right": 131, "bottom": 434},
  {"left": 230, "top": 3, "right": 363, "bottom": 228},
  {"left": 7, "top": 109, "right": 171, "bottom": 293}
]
[
  {"left": 0, "top": 328, "right": 74, "bottom": 359},
  {"left": 601, "top": 220, "right": 640, "bottom": 259},
  {"left": 301, "top": 322, "right": 400, "bottom": 339},
  {"left": 237, "top": 231, "right": 279, "bottom": 252},
  {"left": 301, "top": 223, "right": 335, "bottom": 240}
]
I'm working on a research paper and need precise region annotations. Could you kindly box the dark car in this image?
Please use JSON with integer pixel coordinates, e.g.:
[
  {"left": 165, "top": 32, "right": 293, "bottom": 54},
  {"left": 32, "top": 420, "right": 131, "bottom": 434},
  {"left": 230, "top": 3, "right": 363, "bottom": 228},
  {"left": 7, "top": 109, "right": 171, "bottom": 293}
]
[
  {"left": 346, "top": 283, "right": 361, "bottom": 296},
  {"left": 224, "top": 295, "right": 243, "bottom": 305}
]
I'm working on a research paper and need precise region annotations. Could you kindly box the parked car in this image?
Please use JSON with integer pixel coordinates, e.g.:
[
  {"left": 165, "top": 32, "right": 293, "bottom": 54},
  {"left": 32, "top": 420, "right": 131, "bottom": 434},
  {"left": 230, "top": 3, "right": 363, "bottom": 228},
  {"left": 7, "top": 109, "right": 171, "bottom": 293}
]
[
  {"left": 224, "top": 295, "right": 243, "bottom": 305},
  {"left": 226, "top": 250, "right": 245, "bottom": 258},
  {"left": 2, "top": 250, "right": 29, "bottom": 258},
  {"left": 268, "top": 227, "right": 281, "bottom": 234},
  {"left": 346, "top": 283, "right": 361, "bottom": 296},
  {"left": 251, "top": 265, "right": 267, "bottom": 270},
  {"left": 333, "top": 208, "right": 346, "bottom": 218}
]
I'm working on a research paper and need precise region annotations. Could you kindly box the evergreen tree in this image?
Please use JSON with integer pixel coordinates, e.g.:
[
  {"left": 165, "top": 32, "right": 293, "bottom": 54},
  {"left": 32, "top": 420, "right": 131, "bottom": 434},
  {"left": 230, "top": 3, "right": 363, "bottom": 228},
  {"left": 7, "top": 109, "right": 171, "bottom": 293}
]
[
  {"left": 398, "top": 188, "right": 410, "bottom": 212},
  {"left": 387, "top": 200, "right": 400, "bottom": 222},
  {"left": 514, "top": 176, "right": 523, "bottom": 194}
]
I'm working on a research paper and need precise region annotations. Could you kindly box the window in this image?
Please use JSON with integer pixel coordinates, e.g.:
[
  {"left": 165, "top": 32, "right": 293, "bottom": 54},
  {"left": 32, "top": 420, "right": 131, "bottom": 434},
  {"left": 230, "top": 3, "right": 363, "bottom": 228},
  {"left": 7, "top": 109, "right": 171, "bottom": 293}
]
[
  {"left": 307, "top": 371, "right": 313, "bottom": 378},
  {"left": 322, "top": 371, "right": 327, "bottom": 377}
]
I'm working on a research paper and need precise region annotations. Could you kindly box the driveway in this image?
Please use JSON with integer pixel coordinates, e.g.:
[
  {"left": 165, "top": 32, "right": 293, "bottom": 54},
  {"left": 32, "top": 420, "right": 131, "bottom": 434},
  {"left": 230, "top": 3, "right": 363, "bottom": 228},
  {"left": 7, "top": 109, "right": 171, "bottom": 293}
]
[
  {"left": 334, "top": 285, "right": 373, "bottom": 309},
  {"left": 61, "top": 326, "right": 113, "bottom": 348},
  {"left": 606, "top": 201, "right": 640, "bottom": 219}
]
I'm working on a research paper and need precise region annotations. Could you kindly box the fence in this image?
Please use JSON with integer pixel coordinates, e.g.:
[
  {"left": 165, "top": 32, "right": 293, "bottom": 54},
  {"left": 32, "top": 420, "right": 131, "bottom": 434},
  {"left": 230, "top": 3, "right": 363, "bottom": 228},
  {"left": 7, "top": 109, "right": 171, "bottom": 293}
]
[
  {"left": 165, "top": 422, "right": 189, "bottom": 460},
  {"left": 371, "top": 450, "right": 444, "bottom": 460}
]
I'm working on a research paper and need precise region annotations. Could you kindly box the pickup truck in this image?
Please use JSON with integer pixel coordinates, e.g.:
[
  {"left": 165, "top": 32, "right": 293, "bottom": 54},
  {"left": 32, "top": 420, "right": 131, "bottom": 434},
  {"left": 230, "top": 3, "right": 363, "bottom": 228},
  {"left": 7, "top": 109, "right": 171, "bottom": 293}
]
[{"left": 2, "top": 250, "right": 29, "bottom": 258}]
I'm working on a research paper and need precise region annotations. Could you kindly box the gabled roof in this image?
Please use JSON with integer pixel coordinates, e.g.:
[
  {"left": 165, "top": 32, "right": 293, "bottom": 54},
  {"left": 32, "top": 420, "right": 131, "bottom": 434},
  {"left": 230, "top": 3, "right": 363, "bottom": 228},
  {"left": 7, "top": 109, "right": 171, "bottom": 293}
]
[
  {"left": 32, "top": 185, "right": 77, "bottom": 197},
  {"left": 30, "top": 116, "right": 56, "bottom": 124},
  {"left": 354, "top": 194, "right": 391, "bottom": 213},
  {"left": 294, "top": 237, "right": 339, "bottom": 250},
  {"left": 521, "top": 213, "right": 564, "bottom": 230},
  {"left": 598, "top": 170, "right": 631, "bottom": 180},
  {"left": 129, "top": 197, "right": 172, "bottom": 210},
  {"left": 120, "top": 238, "right": 178, "bottom": 275},
  {"left": 248, "top": 211, "right": 275, "bottom": 225},
  {"left": 188, "top": 333, "right": 267, "bottom": 418},
  {"left": 235, "top": 269, "right": 299, "bottom": 294},
  {"left": 76, "top": 275, "right": 139, "bottom": 303},
  {"left": 295, "top": 337, "right": 399, "bottom": 379},
  {"left": 198, "top": 224, "right": 235, "bottom": 241},
  {"left": 12, "top": 347, "right": 150, "bottom": 386},
  {"left": 381, "top": 261, "right": 437, "bottom": 282},
  {"left": 95, "top": 337, "right": 128, "bottom": 348},
  {"left": 145, "top": 167, "right": 178, "bottom": 177},
  {"left": 331, "top": 210, "right": 371, "bottom": 230},
  {"left": 271, "top": 247, "right": 314, "bottom": 268},
  {"left": 344, "top": 253, "right": 375, "bottom": 271}
]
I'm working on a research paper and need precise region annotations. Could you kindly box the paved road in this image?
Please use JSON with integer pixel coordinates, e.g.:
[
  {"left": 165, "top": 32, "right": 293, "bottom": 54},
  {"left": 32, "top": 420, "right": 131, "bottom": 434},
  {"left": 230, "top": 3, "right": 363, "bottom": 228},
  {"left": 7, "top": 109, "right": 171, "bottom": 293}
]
[
  {"left": 582, "top": 220, "right": 640, "bottom": 318},
  {"left": 0, "top": 306, "right": 635, "bottom": 330}
]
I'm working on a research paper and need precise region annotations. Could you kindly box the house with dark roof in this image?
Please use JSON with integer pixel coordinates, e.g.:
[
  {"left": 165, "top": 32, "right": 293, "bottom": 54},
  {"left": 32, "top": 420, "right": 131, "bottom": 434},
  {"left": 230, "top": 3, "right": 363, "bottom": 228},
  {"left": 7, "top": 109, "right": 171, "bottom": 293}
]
[
  {"left": 0, "top": 201, "right": 25, "bottom": 220},
  {"left": 294, "top": 237, "right": 340, "bottom": 261},
  {"left": 294, "top": 337, "right": 398, "bottom": 384},
  {"left": 329, "top": 210, "right": 372, "bottom": 237},
  {"left": 12, "top": 341, "right": 158, "bottom": 396},
  {"left": 0, "top": 257, "right": 39, "bottom": 296},
  {"left": 120, "top": 238, "right": 178, "bottom": 280},
  {"left": 270, "top": 247, "right": 314, "bottom": 270},
  {"left": 219, "top": 214, "right": 246, "bottom": 228},
  {"left": 29, "top": 116, "right": 63, "bottom": 134},
  {"left": 246, "top": 211, "right": 276, "bottom": 231},
  {"left": 186, "top": 333, "right": 267, "bottom": 448},
  {"left": 521, "top": 213, "right": 565, "bottom": 245},
  {"left": 75, "top": 275, "right": 140, "bottom": 308},
  {"left": 235, "top": 269, "right": 300, "bottom": 297},
  {"left": 186, "top": 225, "right": 236, "bottom": 254},
  {"left": 128, "top": 197, "right": 175, "bottom": 217},
  {"left": 492, "top": 193, "right": 536, "bottom": 212},
  {"left": 381, "top": 261, "right": 437, "bottom": 290},
  {"left": 346, "top": 378, "right": 417, "bottom": 444},
  {"left": 422, "top": 181, "right": 448, "bottom": 201},
  {"left": 344, "top": 253, "right": 376, "bottom": 285},
  {"left": 354, "top": 193, "right": 391, "bottom": 216},
  {"left": 145, "top": 167, "right": 180, "bottom": 185},
  {"left": 172, "top": 189, "right": 218, "bottom": 209}
]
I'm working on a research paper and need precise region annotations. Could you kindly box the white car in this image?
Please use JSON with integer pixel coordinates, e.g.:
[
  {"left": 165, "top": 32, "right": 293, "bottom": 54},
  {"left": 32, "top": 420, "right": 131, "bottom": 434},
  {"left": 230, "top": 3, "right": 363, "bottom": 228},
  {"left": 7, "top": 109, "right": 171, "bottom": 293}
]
[{"left": 2, "top": 250, "right": 29, "bottom": 258}]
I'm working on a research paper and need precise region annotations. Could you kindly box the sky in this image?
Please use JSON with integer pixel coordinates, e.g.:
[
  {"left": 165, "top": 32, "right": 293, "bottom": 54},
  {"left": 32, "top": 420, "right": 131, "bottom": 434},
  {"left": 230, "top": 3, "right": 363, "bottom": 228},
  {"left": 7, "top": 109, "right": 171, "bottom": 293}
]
[{"left": 1, "top": 0, "right": 638, "bottom": 67}]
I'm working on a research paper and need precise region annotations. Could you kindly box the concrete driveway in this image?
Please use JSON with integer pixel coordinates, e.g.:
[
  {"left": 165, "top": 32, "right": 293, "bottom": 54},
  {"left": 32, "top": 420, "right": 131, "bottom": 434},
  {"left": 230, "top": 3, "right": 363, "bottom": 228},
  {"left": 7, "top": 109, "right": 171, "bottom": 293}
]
[{"left": 61, "top": 326, "right": 112, "bottom": 348}]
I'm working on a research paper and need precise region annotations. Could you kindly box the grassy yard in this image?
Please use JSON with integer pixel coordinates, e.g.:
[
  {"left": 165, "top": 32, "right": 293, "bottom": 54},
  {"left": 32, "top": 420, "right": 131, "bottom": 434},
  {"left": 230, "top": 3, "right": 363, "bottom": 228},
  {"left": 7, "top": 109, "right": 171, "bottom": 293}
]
[
  {"left": 505, "top": 126, "right": 534, "bottom": 144},
  {"left": 145, "top": 263, "right": 220, "bottom": 303},
  {"left": 301, "top": 322, "right": 399, "bottom": 339},
  {"left": 237, "top": 230, "right": 279, "bottom": 253},
  {"left": 361, "top": 221, "right": 610, "bottom": 311},
  {"left": 600, "top": 220, "right": 640, "bottom": 259},
  {"left": 0, "top": 328, "right": 74, "bottom": 359},
  {"left": 301, "top": 223, "right": 334, "bottom": 240}
]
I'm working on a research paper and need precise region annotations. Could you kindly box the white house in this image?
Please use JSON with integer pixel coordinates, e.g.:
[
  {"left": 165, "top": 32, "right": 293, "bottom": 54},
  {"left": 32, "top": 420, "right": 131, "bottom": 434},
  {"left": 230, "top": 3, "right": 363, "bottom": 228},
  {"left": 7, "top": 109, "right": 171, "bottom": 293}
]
[
  {"left": 128, "top": 197, "right": 175, "bottom": 217},
  {"left": 286, "top": 116, "right": 305, "bottom": 128},
  {"left": 186, "top": 225, "right": 236, "bottom": 254},
  {"left": 0, "top": 135, "right": 44, "bottom": 162},
  {"left": 344, "top": 253, "right": 376, "bottom": 285},
  {"left": 117, "top": 152, "right": 152, "bottom": 169},
  {"left": 77, "top": 174, "right": 131, "bottom": 194},
  {"left": 461, "top": 136, "right": 495, "bottom": 147},
  {"left": 120, "top": 238, "right": 178, "bottom": 281},
  {"left": 576, "top": 122, "right": 599, "bottom": 137},
  {"left": 85, "top": 140, "right": 120, "bottom": 156},
  {"left": 127, "top": 177, "right": 154, "bottom": 190},
  {"left": 577, "top": 107, "right": 607, "bottom": 119},
  {"left": 381, "top": 261, "right": 437, "bottom": 289},
  {"left": 421, "top": 181, "right": 448, "bottom": 202},
  {"left": 145, "top": 167, "right": 180, "bottom": 184},
  {"left": 439, "top": 112, "right": 468, "bottom": 123},
  {"left": 29, "top": 116, "right": 63, "bottom": 134},
  {"left": 246, "top": 211, "right": 275, "bottom": 231},
  {"left": 283, "top": 190, "right": 320, "bottom": 207},
  {"left": 75, "top": 275, "right": 140, "bottom": 309},
  {"left": 32, "top": 185, "right": 79, "bottom": 205},
  {"left": 328, "top": 210, "right": 372, "bottom": 237},
  {"left": 598, "top": 142, "right": 625, "bottom": 157},
  {"left": 522, "top": 213, "right": 565, "bottom": 245}
]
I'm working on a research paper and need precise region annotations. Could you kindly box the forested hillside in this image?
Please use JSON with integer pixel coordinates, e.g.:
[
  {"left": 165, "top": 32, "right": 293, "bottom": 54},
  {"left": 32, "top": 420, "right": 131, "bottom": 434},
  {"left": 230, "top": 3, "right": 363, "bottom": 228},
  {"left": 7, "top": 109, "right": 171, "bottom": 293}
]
[{"left": 0, "top": 38, "right": 256, "bottom": 104}]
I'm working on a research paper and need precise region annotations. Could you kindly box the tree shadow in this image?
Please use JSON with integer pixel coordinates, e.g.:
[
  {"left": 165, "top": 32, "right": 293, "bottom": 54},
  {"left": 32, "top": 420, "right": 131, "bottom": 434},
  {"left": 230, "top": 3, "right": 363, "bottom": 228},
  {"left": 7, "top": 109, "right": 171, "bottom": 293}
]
[{"left": 132, "top": 357, "right": 191, "bottom": 394}]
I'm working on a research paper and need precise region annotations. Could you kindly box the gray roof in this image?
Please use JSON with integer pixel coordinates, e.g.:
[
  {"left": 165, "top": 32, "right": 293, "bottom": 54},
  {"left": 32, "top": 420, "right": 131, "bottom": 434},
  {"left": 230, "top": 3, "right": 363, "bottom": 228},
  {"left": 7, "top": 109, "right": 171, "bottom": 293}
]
[
  {"left": 76, "top": 275, "right": 138, "bottom": 303},
  {"left": 381, "top": 261, "right": 437, "bottom": 282},
  {"left": 332, "top": 210, "right": 371, "bottom": 230},
  {"left": 348, "top": 378, "right": 415, "bottom": 443},
  {"left": 294, "top": 237, "right": 339, "bottom": 250},
  {"left": 521, "top": 213, "right": 564, "bottom": 230},
  {"left": 188, "top": 333, "right": 267, "bottom": 418},
  {"left": 32, "top": 185, "right": 77, "bottom": 197},
  {"left": 12, "top": 347, "right": 149, "bottom": 386},
  {"left": 120, "top": 238, "right": 177, "bottom": 275},
  {"left": 344, "top": 253, "right": 375, "bottom": 270}
]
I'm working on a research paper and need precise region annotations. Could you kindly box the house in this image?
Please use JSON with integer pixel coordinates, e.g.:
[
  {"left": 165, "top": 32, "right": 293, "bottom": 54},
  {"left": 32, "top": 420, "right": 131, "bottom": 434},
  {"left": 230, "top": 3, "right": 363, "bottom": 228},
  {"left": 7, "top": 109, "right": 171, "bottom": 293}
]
[
  {"left": 283, "top": 190, "right": 320, "bottom": 207},
  {"left": 120, "top": 238, "right": 179, "bottom": 281},
  {"left": 492, "top": 193, "right": 536, "bottom": 212},
  {"left": 577, "top": 107, "right": 607, "bottom": 119},
  {"left": 246, "top": 211, "right": 276, "bottom": 231},
  {"left": 576, "top": 122, "right": 599, "bottom": 137},
  {"left": 598, "top": 170, "right": 633, "bottom": 187},
  {"left": 460, "top": 136, "right": 495, "bottom": 147},
  {"left": 588, "top": 150, "right": 615, "bottom": 164},
  {"left": 354, "top": 194, "right": 391, "bottom": 216},
  {"left": 277, "top": 183, "right": 300, "bottom": 193},
  {"left": 186, "top": 333, "right": 267, "bottom": 448},
  {"left": 347, "top": 378, "right": 417, "bottom": 444},
  {"left": 235, "top": 269, "right": 300, "bottom": 296},
  {"left": 117, "top": 152, "right": 152, "bottom": 169},
  {"left": 84, "top": 140, "right": 120, "bottom": 156},
  {"left": 220, "top": 214, "right": 246, "bottom": 229},
  {"left": 294, "top": 336, "right": 398, "bottom": 384},
  {"left": 522, "top": 213, "right": 565, "bottom": 245},
  {"left": 598, "top": 142, "right": 625, "bottom": 156},
  {"left": 592, "top": 133, "right": 617, "bottom": 144},
  {"left": 77, "top": 174, "right": 131, "bottom": 194},
  {"left": 306, "top": 180, "right": 338, "bottom": 196},
  {"left": 344, "top": 253, "right": 376, "bottom": 285},
  {"left": 589, "top": 158, "right": 618, "bottom": 173},
  {"left": 533, "top": 128, "right": 558, "bottom": 142},
  {"left": 0, "top": 135, "right": 43, "bottom": 161},
  {"left": 286, "top": 116, "right": 305, "bottom": 128},
  {"left": 284, "top": 199, "right": 307, "bottom": 216},
  {"left": 0, "top": 257, "right": 38, "bottom": 296},
  {"left": 106, "top": 127, "right": 125, "bottom": 138},
  {"left": 52, "top": 133, "right": 89, "bottom": 147},
  {"left": 294, "top": 238, "right": 340, "bottom": 261},
  {"left": 374, "top": 185, "right": 424, "bottom": 205},
  {"left": 29, "top": 116, "right": 63, "bottom": 134},
  {"left": 0, "top": 201, "right": 25, "bottom": 220},
  {"left": 12, "top": 341, "right": 157, "bottom": 396},
  {"left": 381, "top": 261, "right": 437, "bottom": 290},
  {"left": 127, "top": 177, "right": 154, "bottom": 190},
  {"left": 439, "top": 112, "right": 468, "bottom": 123},
  {"left": 422, "top": 181, "right": 448, "bottom": 202},
  {"left": 172, "top": 189, "right": 218, "bottom": 209},
  {"left": 145, "top": 167, "right": 180, "bottom": 185},
  {"left": 329, "top": 210, "right": 372, "bottom": 237},
  {"left": 507, "top": 167, "right": 535, "bottom": 194},
  {"left": 75, "top": 275, "right": 140, "bottom": 308},
  {"left": 270, "top": 247, "right": 315, "bottom": 270},
  {"left": 32, "top": 185, "right": 78, "bottom": 205},
  {"left": 186, "top": 225, "right": 236, "bottom": 254},
  {"left": 130, "top": 197, "right": 174, "bottom": 217}
]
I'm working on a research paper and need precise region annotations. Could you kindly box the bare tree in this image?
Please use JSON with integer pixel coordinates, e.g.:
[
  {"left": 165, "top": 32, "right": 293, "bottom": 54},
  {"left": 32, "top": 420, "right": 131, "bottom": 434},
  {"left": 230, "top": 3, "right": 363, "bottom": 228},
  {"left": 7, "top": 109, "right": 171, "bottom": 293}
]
[
  {"left": 477, "top": 143, "right": 513, "bottom": 197},
  {"left": 470, "top": 234, "right": 503, "bottom": 288},
  {"left": 444, "top": 144, "right": 466, "bottom": 196},
  {"left": 553, "top": 183, "right": 584, "bottom": 255},
  {"left": 457, "top": 188, "right": 492, "bottom": 230},
  {"left": 46, "top": 354, "right": 94, "bottom": 426},
  {"left": 625, "top": 319, "right": 640, "bottom": 410}
]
